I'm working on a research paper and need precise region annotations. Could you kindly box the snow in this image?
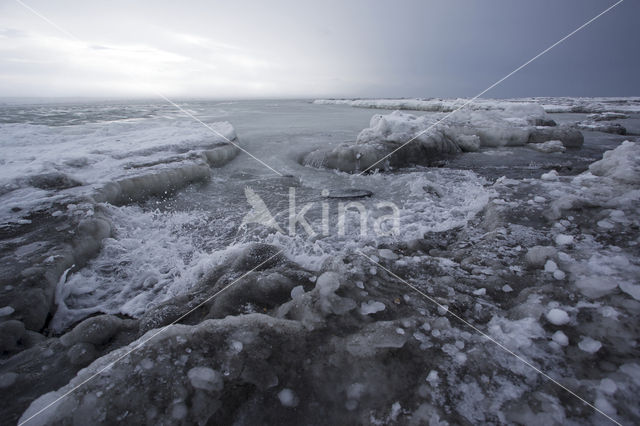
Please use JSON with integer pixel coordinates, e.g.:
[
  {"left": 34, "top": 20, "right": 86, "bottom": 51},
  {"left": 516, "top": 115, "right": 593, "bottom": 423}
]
[
  {"left": 578, "top": 337, "right": 602, "bottom": 354},
  {"left": 545, "top": 308, "right": 570, "bottom": 325}
]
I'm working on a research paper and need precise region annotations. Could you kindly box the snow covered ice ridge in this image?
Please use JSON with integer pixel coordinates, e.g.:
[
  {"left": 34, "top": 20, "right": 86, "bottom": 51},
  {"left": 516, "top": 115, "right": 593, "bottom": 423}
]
[
  {"left": 314, "top": 96, "right": 640, "bottom": 114},
  {"left": 303, "top": 107, "right": 583, "bottom": 172}
]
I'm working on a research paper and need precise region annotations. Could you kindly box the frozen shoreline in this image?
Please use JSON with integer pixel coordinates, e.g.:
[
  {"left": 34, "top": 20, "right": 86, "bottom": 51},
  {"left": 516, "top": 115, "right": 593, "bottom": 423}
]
[{"left": 1, "top": 99, "right": 639, "bottom": 425}]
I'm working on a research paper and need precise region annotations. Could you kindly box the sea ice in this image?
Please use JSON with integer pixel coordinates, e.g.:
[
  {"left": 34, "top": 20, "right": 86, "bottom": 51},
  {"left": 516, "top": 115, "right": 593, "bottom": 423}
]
[
  {"left": 578, "top": 337, "right": 602, "bottom": 354},
  {"left": 360, "top": 301, "right": 386, "bottom": 315},
  {"left": 545, "top": 308, "right": 570, "bottom": 325}
]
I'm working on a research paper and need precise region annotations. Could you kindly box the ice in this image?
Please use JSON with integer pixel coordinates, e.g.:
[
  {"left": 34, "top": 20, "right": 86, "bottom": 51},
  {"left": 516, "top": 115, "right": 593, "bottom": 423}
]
[
  {"left": 599, "top": 378, "right": 618, "bottom": 395},
  {"left": 529, "top": 140, "right": 566, "bottom": 153},
  {"left": 525, "top": 246, "right": 557, "bottom": 268},
  {"left": 315, "top": 272, "right": 341, "bottom": 296},
  {"left": 588, "top": 141, "right": 640, "bottom": 185},
  {"left": 277, "top": 388, "right": 298, "bottom": 407},
  {"left": 544, "top": 260, "right": 558, "bottom": 273},
  {"left": 541, "top": 170, "right": 559, "bottom": 181},
  {"left": 303, "top": 106, "right": 581, "bottom": 172},
  {"left": 551, "top": 331, "right": 569, "bottom": 346},
  {"left": 619, "top": 281, "right": 640, "bottom": 301},
  {"left": 290, "top": 285, "right": 305, "bottom": 299},
  {"left": 188, "top": 367, "right": 224, "bottom": 392},
  {"left": 578, "top": 337, "right": 602, "bottom": 354},
  {"left": 0, "top": 306, "right": 14, "bottom": 316},
  {"left": 553, "top": 270, "right": 566, "bottom": 280},
  {"left": 554, "top": 234, "right": 574, "bottom": 246},
  {"left": 545, "top": 308, "right": 570, "bottom": 325},
  {"left": 360, "top": 301, "right": 386, "bottom": 315},
  {"left": 378, "top": 248, "right": 398, "bottom": 260}
]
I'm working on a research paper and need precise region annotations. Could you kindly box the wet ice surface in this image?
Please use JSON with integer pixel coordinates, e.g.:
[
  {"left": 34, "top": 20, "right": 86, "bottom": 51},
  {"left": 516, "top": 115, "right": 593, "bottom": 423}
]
[{"left": 1, "top": 99, "right": 639, "bottom": 425}]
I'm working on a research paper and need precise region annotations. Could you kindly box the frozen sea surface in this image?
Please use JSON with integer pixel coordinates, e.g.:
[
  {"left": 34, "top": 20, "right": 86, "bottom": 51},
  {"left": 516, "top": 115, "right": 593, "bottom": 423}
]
[{"left": 1, "top": 98, "right": 639, "bottom": 425}]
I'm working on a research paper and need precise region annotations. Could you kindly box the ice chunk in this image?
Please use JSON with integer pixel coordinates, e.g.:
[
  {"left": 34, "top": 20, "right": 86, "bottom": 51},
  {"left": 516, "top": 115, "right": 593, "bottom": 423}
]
[
  {"left": 277, "top": 388, "right": 299, "bottom": 407},
  {"left": 551, "top": 331, "right": 569, "bottom": 346},
  {"left": 426, "top": 370, "right": 439, "bottom": 386},
  {"left": 555, "top": 234, "right": 574, "bottom": 246},
  {"left": 529, "top": 140, "right": 566, "bottom": 153},
  {"left": 315, "top": 272, "right": 341, "bottom": 296},
  {"left": 553, "top": 270, "right": 566, "bottom": 280},
  {"left": 541, "top": 170, "right": 559, "bottom": 181},
  {"left": 360, "top": 301, "right": 386, "bottom": 315},
  {"left": 290, "top": 285, "right": 305, "bottom": 299},
  {"left": 525, "top": 246, "right": 557, "bottom": 268},
  {"left": 546, "top": 308, "right": 570, "bottom": 325},
  {"left": 599, "top": 378, "right": 618, "bottom": 395},
  {"left": 619, "top": 281, "right": 640, "bottom": 301},
  {"left": 188, "top": 367, "right": 224, "bottom": 392},
  {"left": 0, "top": 306, "right": 14, "bottom": 317},
  {"left": 589, "top": 141, "right": 640, "bottom": 185},
  {"left": 378, "top": 248, "right": 398, "bottom": 260},
  {"left": 578, "top": 337, "right": 602, "bottom": 354},
  {"left": 544, "top": 260, "right": 558, "bottom": 273}
]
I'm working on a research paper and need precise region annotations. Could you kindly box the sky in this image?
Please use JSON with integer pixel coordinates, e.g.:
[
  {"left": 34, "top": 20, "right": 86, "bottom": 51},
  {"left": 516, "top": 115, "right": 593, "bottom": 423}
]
[{"left": 0, "top": 0, "right": 638, "bottom": 99}]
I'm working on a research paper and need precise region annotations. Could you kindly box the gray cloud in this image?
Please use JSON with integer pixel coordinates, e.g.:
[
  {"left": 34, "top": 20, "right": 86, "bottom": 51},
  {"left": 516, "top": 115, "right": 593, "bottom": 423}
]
[{"left": 0, "top": 0, "right": 637, "bottom": 98}]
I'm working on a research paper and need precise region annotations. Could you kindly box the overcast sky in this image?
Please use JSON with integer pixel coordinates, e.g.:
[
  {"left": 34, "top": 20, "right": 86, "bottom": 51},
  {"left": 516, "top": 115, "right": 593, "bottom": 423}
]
[{"left": 0, "top": 0, "right": 637, "bottom": 99}]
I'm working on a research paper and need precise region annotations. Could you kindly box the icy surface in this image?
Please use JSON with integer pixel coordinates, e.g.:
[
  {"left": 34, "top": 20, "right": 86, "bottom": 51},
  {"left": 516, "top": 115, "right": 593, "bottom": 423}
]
[{"left": 2, "top": 99, "right": 640, "bottom": 425}]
